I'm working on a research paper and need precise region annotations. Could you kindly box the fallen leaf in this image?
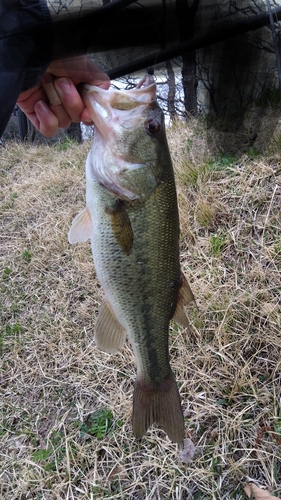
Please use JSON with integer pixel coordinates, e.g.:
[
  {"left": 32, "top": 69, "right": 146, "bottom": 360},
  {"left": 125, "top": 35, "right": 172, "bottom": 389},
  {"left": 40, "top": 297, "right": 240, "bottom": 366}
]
[
  {"left": 244, "top": 483, "right": 281, "bottom": 500},
  {"left": 107, "top": 464, "right": 127, "bottom": 481},
  {"left": 179, "top": 438, "right": 195, "bottom": 464}
]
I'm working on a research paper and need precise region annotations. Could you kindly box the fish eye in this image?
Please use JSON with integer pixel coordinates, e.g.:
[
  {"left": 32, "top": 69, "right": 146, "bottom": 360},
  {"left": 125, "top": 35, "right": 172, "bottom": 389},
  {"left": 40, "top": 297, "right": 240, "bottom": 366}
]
[{"left": 145, "top": 119, "right": 160, "bottom": 135}]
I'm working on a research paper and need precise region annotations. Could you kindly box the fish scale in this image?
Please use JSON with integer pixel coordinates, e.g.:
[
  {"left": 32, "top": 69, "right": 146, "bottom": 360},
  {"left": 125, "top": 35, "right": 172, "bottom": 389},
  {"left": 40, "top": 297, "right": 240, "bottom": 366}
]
[
  {"left": 90, "top": 177, "right": 177, "bottom": 377},
  {"left": 68, "top": 75, "right": 195, "bottom": 443}
]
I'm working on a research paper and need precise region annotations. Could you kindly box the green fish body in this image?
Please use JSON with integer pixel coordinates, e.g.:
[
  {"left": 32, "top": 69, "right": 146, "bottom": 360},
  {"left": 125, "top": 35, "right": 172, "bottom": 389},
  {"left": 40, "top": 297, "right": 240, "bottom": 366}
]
[{"left": 69, "top": 76, "right": 194, "bottom": 443}]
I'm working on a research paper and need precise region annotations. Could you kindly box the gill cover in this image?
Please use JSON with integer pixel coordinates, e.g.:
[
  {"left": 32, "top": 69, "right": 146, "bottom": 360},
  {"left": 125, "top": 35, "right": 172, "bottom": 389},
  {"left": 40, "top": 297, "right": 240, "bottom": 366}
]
[{"left": 83, "top": 75, "right": 164, "bottom": 202}]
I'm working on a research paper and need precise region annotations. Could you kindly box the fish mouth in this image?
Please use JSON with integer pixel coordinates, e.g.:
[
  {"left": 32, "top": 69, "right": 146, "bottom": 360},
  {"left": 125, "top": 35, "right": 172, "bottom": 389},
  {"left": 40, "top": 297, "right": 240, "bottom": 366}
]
[
  {"left": 85, "top": 74, "right": 161, "bottom": 201},
  {"left": 82, "top": 78, "right": 157, "bottom": 138}
]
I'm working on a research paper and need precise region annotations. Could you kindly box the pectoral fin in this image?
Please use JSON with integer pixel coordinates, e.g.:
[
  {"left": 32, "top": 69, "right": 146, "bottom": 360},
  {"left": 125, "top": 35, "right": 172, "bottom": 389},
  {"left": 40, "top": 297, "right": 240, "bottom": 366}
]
[
  {"left": 68, "top": 207, "right": 93, "bottom": 244},
  {"left": 173, "top": 273, "right": 196, "bottom": 327},
  {"left": 105, "top": 200, "right": 133, "bottom": 255},
  {"left": 95, "top": 299, "right": 126, "bottom": 354}
]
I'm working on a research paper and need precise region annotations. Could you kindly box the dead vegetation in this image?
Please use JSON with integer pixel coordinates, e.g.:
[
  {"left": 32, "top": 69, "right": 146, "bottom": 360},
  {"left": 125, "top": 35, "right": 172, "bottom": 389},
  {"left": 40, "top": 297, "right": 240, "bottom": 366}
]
[{"left": 0, "top": 111, "right": 280, "bottom": 499}]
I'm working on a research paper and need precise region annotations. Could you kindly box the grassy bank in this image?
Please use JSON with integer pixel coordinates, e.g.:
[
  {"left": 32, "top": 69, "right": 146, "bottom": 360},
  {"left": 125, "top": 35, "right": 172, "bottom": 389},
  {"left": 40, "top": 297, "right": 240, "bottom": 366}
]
[{"left": 1, "top": 112, "right": 280, "bottom": 499}]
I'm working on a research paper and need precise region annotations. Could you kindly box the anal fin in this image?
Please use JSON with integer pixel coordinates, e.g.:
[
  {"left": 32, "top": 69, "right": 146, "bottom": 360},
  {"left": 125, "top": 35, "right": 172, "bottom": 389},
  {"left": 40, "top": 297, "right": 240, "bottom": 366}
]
[
  {"left": 173, "top": 273, "right": 196, "bottom": 327},
  {"left": 95, "top": 299, "right": 126, "bottom": 354},
  {"left": 132, "top": 371, "right": 184, "bottom": 443}
]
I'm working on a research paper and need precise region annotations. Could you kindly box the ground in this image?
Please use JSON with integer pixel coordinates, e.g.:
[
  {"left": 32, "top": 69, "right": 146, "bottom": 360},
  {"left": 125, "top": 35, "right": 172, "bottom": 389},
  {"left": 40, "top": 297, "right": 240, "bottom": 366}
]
[{"left": 1, "top": 111, "right": 280, "bottom": 499}]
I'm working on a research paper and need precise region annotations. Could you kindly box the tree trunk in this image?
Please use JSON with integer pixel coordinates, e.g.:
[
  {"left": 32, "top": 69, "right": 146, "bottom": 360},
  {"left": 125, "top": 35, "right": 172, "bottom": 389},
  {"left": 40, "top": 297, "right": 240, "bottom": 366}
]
[
  {"left": 181, "top": 52, "right": 198, "bottom": 116},
  {"left": 175, "top": 0, "right": 199, "bottom": 117},
  {"left": 166, "top": 60, "right": 177, "bottom": 120}
]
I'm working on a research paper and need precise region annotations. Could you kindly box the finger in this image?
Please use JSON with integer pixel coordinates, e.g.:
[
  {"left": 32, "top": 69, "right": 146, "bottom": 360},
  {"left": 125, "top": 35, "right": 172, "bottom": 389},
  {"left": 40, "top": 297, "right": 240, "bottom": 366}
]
[
  {"left": 80, "top": 108, "right": 94, "bottom": 126},
  {"left": 19, "top": 93, "right": 71, "bottom": 134},
  {"left": 41, "top": 74, "right": 72, "bottom": 128},
  {"left": 54, "top": 77, "right": 84, "bottom": 123},
  {"left": 33, "top": 100, "right": 59, "bottom": 137},
  {"left": 17, "top": 85, "right": 46, "bottom": 114},
  {"left": 18, "top": 89, "right": 59, "bottom": 137},
  {"left": 20, "top": 101, "right": 70, "bottom": 137},
  {"left": 42, "top": 75, "right": 62, "bottom": 106},
  {"left": 49, "top": 104, "right": 72, "bottom": 129}
]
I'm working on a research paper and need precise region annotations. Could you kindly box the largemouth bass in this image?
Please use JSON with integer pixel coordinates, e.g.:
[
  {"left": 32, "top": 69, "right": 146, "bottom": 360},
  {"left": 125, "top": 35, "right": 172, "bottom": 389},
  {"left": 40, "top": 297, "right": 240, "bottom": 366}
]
[{"left": 68, "top": 74, "right": 195, "bottom": 443}]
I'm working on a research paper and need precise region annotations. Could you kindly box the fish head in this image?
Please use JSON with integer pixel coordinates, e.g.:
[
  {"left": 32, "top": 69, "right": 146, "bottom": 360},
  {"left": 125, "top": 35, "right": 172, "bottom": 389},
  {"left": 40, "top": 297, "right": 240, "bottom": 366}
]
[{"left": 83, "top": 76, "right": 167, "bottom": 201}]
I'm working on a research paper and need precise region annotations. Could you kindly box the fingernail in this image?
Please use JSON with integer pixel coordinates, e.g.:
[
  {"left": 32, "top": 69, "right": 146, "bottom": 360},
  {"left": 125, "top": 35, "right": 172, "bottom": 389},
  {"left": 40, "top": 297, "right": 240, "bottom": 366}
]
[
  {"left": 35, "top": 100, "right": 48, "bottom": 114},
  {"left": 56, "top": 77, "right": 72, "bottom": 93}
]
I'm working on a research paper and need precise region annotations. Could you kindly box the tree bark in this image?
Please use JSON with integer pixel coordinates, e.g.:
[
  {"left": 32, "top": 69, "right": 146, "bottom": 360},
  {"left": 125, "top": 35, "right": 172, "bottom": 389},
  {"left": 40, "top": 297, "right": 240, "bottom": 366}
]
[
  {"left": 175, "top": 0, "right": 199, "bottom": 116},
  {"left": 166, "top": 59, "right": 177, "bottom": 120}
]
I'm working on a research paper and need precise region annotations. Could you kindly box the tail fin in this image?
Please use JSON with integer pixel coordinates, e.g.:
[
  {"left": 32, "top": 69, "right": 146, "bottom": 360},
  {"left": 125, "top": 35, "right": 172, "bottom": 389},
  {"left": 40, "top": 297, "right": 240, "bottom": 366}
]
[{"left": 132, "top": 371, "right": 184, "bottom": 443}]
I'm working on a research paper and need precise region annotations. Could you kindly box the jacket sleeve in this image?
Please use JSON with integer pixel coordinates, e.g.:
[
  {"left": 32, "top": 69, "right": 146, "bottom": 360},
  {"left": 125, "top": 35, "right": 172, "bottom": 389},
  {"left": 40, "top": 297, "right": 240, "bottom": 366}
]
[{"left": 0, "top": 0, "right": 52, "bottom": 138}]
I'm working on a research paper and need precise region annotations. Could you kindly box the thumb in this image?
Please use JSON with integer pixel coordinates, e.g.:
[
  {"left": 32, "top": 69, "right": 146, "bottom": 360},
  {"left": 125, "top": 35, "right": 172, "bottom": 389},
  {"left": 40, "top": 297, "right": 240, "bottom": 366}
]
[{"left": 86, "top": 58, "right": 110, "bottom": 89}]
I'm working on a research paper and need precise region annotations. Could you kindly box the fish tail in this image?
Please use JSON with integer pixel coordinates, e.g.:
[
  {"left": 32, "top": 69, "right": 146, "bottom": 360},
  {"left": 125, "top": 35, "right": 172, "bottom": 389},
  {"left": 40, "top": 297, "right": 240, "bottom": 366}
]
[{"left": 132, "top": 371, "right": 184, "bottom": 443}]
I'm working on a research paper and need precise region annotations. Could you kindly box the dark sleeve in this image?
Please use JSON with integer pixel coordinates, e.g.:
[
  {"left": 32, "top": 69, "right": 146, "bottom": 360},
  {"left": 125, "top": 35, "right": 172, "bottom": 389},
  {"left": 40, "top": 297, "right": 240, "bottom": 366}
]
[{"left": 0, "top": 0, "right": 52, "bottom": 138}]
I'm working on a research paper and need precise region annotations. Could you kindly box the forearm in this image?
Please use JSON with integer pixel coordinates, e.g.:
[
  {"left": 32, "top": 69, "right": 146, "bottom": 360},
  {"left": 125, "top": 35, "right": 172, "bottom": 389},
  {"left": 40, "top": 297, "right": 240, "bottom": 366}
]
[
  {"left": 0, "top": 0, "right": 52, "bottom": 90},
  {"left": 0, "top": 0, "right": 53, "bottom": 137}
]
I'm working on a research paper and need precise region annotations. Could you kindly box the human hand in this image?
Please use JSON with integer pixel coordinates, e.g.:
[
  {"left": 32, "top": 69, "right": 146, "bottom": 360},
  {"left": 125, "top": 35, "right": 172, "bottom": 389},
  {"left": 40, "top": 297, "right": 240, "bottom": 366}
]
[{"left": 17, "top": 56, "right": 110, "bottom": 137}]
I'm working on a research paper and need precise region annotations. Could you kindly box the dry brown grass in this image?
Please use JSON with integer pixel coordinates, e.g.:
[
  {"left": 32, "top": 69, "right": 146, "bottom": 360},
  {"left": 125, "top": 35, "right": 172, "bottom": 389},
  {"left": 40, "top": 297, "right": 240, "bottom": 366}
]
[{"left": 1, "top": 114, "right": 280, "bottom": 499}]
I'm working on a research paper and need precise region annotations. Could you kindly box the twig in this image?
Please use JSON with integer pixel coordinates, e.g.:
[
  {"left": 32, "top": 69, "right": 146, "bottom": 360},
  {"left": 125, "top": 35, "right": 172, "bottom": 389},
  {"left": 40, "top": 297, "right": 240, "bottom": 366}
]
[{"left": 261, "top": 184, "right": 278, "bottom": 246}]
